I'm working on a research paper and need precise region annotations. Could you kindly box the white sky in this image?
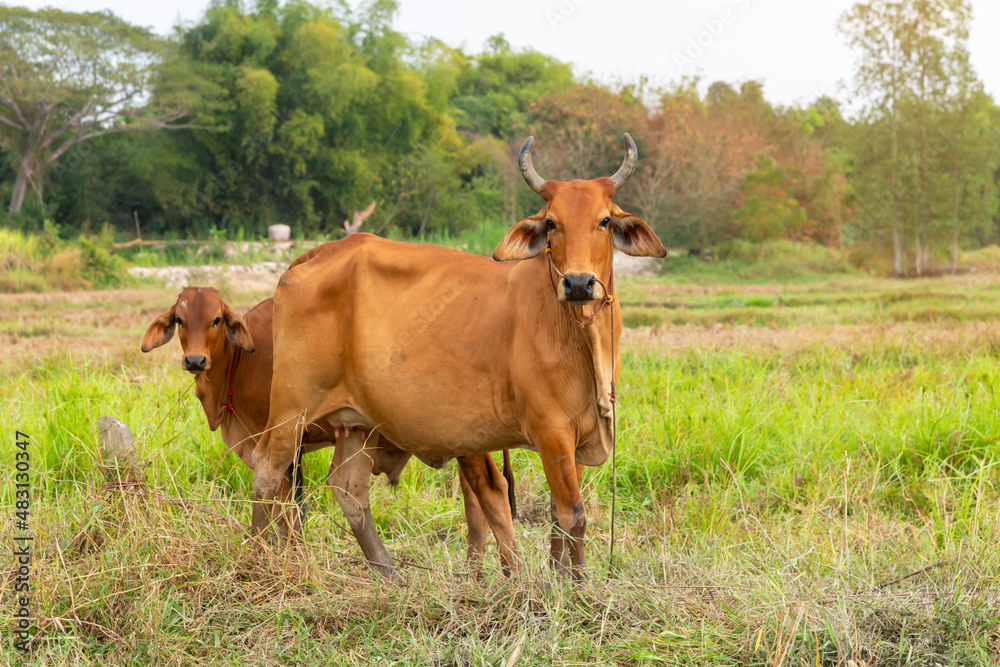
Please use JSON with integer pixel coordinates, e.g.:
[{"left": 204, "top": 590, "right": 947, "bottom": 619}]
[{"left": 14, "top": 0, "right": 1000, "bottom": 108}]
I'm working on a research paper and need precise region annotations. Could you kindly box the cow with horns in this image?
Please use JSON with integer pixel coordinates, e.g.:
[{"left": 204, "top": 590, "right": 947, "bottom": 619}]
[{"left": 251, "top": 134, "right": 665, "bottom": 581}]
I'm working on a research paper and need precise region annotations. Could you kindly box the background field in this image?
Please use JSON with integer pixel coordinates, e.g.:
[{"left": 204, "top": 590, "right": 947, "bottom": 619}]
[{"left": 2, "top": 258, "right": 1000, "bottom": 666}]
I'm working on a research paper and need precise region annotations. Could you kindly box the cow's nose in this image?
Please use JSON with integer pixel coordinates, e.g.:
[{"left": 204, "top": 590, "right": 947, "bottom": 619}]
[
  {"left": 562, "top": 274, "right": 596, "bottom": 302},
  {"left": 184, "top": 355, "right": 207, "bottom": 372}
]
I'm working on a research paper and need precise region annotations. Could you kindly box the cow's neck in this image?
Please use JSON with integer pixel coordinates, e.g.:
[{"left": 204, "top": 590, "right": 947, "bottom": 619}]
[
  {"left": 537, "top": 255, "right": 620, "bottom": 459},
  {"left": 564, "top": 281, "right": 619, "bottom": 417},
  {"left": 193, "top": 337, "right": 233, "bottom": 431}
]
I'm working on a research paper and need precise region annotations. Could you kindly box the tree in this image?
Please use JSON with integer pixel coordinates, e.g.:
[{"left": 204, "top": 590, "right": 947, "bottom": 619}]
[
  {"left": 733, "top": 154, "right": 807, "bottom": 259},
  {"left": 0, "top": 6, "right": 206, "bottom": 215},
  {"left": 840, "top": 0, "right": 911, "bottom": 275},
  {"left": 840, "top": 0, "right": 976, "bottom": 275}
]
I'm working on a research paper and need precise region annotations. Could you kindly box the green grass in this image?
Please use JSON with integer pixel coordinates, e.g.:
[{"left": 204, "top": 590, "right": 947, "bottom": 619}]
[
  {"left": 658, "top": 240, "right": 860, "bottom": 285},
  {"left": 2, "top": 276, "right": 999, "bottom": 664},
  {"left": 384, "top": 218, "right": 511, "bottom": 258},
  {"left": 618, "top": 273, "right": 1000, "bottom": 328}
]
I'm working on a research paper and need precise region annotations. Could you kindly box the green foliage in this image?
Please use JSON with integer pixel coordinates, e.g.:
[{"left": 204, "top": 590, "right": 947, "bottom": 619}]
[
  {"left": 0, "top": 222, "right": 133, "bottom": 291},
  {"left": 656, "top": 240, "right": 858, "bottom": 288},
  {"left": 733, "top": 155, "right": 808, "bottom": 255},
  {"left": 75, "top": 227, "right": 133, "bottom": 289},
  {"left": 0, "top": 0, "right": 998, "bottom": 276},
  {"left": 0, "top": 5, "right": 212, "bottom": 216}
]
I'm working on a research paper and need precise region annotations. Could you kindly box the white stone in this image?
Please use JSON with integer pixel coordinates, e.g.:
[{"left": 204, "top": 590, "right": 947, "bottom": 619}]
[{"left": 267, "top": 224, "right": 291, "bottom": 242}]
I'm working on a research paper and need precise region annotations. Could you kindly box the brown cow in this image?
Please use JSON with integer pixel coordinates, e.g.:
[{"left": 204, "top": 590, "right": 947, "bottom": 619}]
[
  {"left": 140, "top": 287, "right": 518, "bottom": 573},
  {"left": 251, "top": 134, "right": 665, "bottom": 581}
]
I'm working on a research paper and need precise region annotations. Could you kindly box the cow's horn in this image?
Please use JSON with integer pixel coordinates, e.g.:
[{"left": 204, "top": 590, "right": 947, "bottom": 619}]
[
  {"left": 609, "top": 133, "right": 638, "bottom": 193},
  {"left": 518, "top": 136, "right": 546, "bottom": 195}
]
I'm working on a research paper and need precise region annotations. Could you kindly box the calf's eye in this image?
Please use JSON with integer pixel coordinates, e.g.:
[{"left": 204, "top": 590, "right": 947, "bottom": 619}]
[
  {"left": 600, "top": 217, "right": 611, "bottom": 228},
  {"left": 544, "top": 219, "right": 556, "bottom": 231},
  {"left": 213, "top": 317, "right": 222, "bottom": 326}
]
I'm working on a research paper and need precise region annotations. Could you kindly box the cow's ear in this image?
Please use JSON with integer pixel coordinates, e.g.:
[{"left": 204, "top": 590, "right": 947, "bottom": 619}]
[
  {"left": 141, "top": 306, "right": 177, "bottom": 352},
  {"left": 223, "top": 303, "right": 255, "bottom": 352},
  {"left": 611, "top": 212, "right": 666, "bottom": 258},
  {"left": 493, "top": 214, "right": 549, "bottom": 261}
]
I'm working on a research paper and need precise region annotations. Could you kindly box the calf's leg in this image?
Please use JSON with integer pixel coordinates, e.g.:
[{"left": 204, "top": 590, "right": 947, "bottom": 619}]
[
  {"left": 457, "top": 454, "right": 521, "bottom": 576},
  {"left": 457, "top": 463, "right": 490, "bottom": 574},
  {"left": 327, "top": 431, "right": 401, "bottom": 583},
  {"left": 252, "top": 422, "right": 303, "bottom": 541}
]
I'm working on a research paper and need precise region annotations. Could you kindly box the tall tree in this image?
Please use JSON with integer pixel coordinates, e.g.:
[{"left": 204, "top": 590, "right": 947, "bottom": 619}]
[
  {"left": 840, "top": 0, "right": 977, "bottom": 275},
  {"left": 840, "top": 0, "right": 911, "bottom": 275},
  {"left": 0, "top": 7, "right": 207, "bottom": 215}
]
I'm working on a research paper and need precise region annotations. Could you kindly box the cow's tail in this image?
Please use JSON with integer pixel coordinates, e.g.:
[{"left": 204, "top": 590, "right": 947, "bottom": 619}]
[{"left": 502, "top": 450, "right": 517, "bottom": 519}]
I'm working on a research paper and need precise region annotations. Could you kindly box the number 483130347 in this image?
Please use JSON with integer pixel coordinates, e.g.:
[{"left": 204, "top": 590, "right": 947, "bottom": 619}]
[{"left": 15, "top": 431, "right": 29, "bottom": 524}]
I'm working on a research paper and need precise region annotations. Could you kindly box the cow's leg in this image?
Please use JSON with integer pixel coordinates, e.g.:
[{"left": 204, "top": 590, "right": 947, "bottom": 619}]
[
  {"left": 252, "top": 425, "right": 303, "bottom": 541},
  {"left": 549, "top": 462, "right": 584, "bottom": 574},
  {"left": 456, "top": 454, "right": 520, "bottom": 576},
  {"left": 536, "top": 438, "right": 589, "bottom": 581},
  {"left": 327, "top": 431, "right": 401, "bottom": 583},
  {"left": 286, "top": 447, "right": 307, "bottom": 524},
  {"left": 457, "top": 462, "right": 490, "bottom": 574}
]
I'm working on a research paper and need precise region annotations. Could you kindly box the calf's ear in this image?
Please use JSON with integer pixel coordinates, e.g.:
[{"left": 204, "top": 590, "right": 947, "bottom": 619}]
[
  {"left": 611, "top": 211, "right": 666, "bottom": 258},
  {"left": 223, "top": 303, "right": 255, "bottom": 352},
  {"left": 141, "top": 306, "right": 177, "bottom": 352},
  {"left": 493, "top": 214, "right": 549, "bottom": 261}
]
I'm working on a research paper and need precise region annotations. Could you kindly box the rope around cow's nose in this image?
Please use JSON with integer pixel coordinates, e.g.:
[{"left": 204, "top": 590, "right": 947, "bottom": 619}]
[{"left": 544, "top": 245, "right": 614, "bottom": 329}]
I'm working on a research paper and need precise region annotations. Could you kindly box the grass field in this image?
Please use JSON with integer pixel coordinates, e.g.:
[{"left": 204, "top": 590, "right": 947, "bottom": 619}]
[{"left": 2, "top": 266, "right": 1000, "bottom": 665}]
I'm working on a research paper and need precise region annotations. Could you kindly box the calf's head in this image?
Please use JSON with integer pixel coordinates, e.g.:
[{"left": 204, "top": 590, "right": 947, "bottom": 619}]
[
  {"left": 493, "top": 134, "right": 666, "bottom": 305},
  {"left": 140, "top": 286, "right": 254, "bottom": 373}
]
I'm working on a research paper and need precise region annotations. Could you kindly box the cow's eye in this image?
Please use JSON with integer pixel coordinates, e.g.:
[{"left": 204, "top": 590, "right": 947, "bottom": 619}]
[
  {"left": 213, "top": 317, "right": 222, "bottom": 327},
  {"left": 600, "top": 217, "right": 611, "bottom": 228},
  {"left": 544, "top": 219, "right": 556, "bottom": 232},
  {"left": 175, "top": 318, "right": 183, "bottom": 328}
]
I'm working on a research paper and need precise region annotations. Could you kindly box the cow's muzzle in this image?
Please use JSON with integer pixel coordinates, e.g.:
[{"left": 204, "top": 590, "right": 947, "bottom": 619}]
[
  {"left": 183, "top": 355, "right": 208, "bottom": 373},
  {"left": 561, "top": 273, "right": 598, "bottom": 304}
]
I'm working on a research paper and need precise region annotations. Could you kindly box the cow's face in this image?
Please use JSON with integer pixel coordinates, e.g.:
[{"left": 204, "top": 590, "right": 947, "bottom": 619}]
[
  {"left": 493, "top": 135, "right": 665, "bottom": 305},
  {"left": 140, "top": 286, "right": 254, "bottom": 373}
]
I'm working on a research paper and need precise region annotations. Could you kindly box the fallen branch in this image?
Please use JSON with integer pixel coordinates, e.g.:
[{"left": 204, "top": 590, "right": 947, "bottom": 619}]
[{"left": 876, "top": 562, "right": 945, "bottom": 590}]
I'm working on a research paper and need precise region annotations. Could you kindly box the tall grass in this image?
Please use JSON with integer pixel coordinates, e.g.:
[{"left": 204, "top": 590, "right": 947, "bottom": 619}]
[
  {"left": 383, "top": 218, "right": 511, "bottom": 257},
  {"left": 0, "top": 225, "right": 133, "bottom": 292}
]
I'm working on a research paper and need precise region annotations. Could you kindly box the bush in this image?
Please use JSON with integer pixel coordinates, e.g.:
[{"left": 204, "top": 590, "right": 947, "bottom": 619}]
[
  {"left": 0, "top": 222, "right": 133, "bottom": 292},
  {"left": 75, "top": 226, "right": 133, "bottom": 289},
  {"left": 962, "top": 245, "right": 1000, "bottom": 272},
  {"left": 662, "top": 240, "right": 859, "bottom": 284}
]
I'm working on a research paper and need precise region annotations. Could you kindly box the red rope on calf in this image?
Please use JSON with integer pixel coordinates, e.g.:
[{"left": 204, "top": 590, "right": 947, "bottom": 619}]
[{"left": 222, "top": 348, "right": 259, "bottom": 447}]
